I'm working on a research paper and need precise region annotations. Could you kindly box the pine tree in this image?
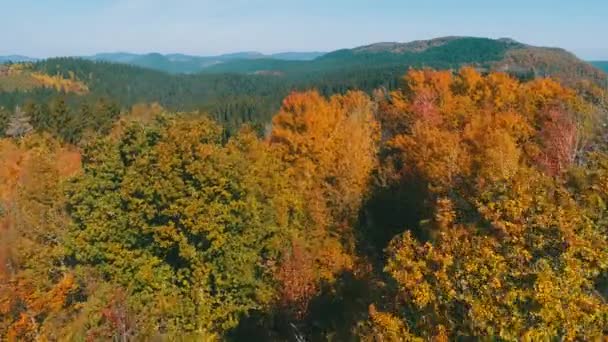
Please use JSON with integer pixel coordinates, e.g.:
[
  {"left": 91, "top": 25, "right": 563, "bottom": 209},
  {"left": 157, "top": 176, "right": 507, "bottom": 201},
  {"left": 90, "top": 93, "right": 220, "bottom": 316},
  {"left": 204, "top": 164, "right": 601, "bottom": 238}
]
[{"left": 5, "top": 106, "right": 33, "bottom": 138}]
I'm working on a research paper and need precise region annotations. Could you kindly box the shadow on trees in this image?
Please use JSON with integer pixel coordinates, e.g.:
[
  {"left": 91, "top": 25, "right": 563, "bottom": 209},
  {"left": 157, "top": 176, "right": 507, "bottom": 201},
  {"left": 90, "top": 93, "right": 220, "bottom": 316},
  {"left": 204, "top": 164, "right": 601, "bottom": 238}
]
[
  {"left": 356, "top": 176, "right": 432, "bottom": 264},
  {"left": 228, "top": 176, "right": 432, "bottom": 341},
  {"left": 301, "top": 271, "right": 380, "bottom": 341},
  {"left": 228, "top": 271, "right": 383, "bottom": 342}
]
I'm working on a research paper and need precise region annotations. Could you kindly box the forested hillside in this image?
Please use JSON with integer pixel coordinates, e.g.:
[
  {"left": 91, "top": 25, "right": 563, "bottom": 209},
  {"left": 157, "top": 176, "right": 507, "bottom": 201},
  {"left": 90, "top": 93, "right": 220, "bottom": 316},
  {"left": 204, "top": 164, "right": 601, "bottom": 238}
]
[
  {"left": 0, "top": 64, "right": 88, "bottom": 94},
  {"left": 1, "top": 66, "right": 608, "bottom": 340},
  {"left": 200, "top": 37, "right": 607, "bottom": 86},
  {"left": 2, "top": 57, "right": 409, "bottom": 140},
  {"left": 0, "top": 59, "right": 290, "bottom": 141}
]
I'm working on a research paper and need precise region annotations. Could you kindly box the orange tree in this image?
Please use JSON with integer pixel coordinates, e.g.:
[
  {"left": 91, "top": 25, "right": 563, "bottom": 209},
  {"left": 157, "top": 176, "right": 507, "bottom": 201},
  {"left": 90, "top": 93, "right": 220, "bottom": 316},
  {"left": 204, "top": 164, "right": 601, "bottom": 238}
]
[
  {"left": 269, "top": 90, "right": 380, "bottom": 318},
  {"left": 364, "top": 68, "right": 608, "bottom": 340},
  {"left": 0, "top": 135, "right": 81, "bottom": 340}
]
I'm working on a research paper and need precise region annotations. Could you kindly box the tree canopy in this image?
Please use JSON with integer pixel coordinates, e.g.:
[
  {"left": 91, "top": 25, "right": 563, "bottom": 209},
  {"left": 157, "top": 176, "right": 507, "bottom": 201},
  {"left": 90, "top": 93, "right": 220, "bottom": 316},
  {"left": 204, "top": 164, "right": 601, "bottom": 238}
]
[{"left": 1, "top": 68, "right": 607, "bottom": 341}]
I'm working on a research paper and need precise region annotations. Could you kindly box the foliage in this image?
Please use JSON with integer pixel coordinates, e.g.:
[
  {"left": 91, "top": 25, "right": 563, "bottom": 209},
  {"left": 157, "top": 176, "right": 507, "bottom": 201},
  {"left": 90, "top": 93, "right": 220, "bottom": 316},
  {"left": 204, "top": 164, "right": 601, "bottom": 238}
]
[
  {"left": 0, "top": 134, "right": 81, "bottom": 340},
  {"left": 269, "top": 90, "right": 380, "bottom": 318},
  {"left": 64, "top": 112, "right": 347, "bottom": 338},
  {"left": 0, "top": 64, "right": 88, "bottom": 94},
  {"left": 367, "top": 68, "right": 608, "bottom": 340},
  {"left": 1, "top": 68, "right": 607, "bottom": 341}
]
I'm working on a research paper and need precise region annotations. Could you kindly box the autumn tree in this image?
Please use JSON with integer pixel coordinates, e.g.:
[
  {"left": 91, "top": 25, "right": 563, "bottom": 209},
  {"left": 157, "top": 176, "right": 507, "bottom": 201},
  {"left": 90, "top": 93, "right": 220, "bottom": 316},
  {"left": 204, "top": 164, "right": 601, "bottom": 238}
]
[
  {"left": 0, "top": 134, "right": 81, "bottom": 340},
  {"left": 269, "top": 90, "right": 380, "bottom": 317},
  {"left": 66, "top": 114, "right": 312, "bottom": 339},
  {"left": 365, "top": 68, "right": 608, "bottom": 340}
]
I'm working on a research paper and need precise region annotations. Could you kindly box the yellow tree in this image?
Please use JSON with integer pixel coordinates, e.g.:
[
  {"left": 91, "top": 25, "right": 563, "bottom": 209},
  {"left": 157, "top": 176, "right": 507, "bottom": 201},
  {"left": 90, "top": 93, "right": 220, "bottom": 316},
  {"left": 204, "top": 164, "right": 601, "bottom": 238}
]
[{"left": 270, "top": 90, "right": 380, "bottom": 314}]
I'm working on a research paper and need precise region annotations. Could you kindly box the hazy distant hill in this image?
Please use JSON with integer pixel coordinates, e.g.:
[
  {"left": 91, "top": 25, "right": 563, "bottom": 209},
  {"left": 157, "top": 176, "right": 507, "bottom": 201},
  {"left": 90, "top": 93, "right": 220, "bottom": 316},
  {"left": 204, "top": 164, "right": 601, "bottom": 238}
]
[
  {"left": 592, "top": 61, "right": 608, "bottom": 73},
  {"left": 3, "top": 38, "right": 605, "bottom": 99},
  {"left": 1, "top": 51, "right": 326, "bottom": 74},
  {"left": 0, "top": 55, "right": 38, "bottom": 63},
  {"left": 270, "top": 52, "right": 326, "bottom": 60},
  {"left": 85, "top": 51, "right": 325, "bottom": 74}
]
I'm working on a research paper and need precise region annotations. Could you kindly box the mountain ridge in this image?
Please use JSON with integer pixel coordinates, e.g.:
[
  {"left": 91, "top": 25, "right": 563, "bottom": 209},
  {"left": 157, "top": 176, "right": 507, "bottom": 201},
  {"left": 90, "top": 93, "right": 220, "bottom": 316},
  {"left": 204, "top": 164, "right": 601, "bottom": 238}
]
[{"left": 0, "top": 55, "right": 39, "bottom": 63}]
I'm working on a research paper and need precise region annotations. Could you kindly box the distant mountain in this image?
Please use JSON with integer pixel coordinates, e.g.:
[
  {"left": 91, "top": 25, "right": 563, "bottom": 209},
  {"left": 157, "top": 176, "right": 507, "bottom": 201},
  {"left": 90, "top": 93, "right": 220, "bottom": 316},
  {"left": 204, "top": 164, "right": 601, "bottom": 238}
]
[
  {"left": 269, "top": 52, "right": 326, "bottom": 61},
  {"left": 349, "top": 36, "right": 484, "bottom": 54},
  {"left": 217, "top": 52, "right": 266, "bottom": 60},
  {"left": 197, "top": 37, "right": 517, "bottom": 75},
  {"left": 591, "top": 61, "right": 608, "bottom": 73},
  {"left": 0, "top": 55, "right": 38, "bottom": 63},
  {"left": 87, "top": 52, "right": 220, "bottom": 73},
  {"left": 2, "top": 51, "right": 324, "bottom": 73},
  {"left": 89, "top": 52, "right": 141, "bottom": 63},
  {"left": 85, "top": 51, "right": 325, "bottom": 74}
]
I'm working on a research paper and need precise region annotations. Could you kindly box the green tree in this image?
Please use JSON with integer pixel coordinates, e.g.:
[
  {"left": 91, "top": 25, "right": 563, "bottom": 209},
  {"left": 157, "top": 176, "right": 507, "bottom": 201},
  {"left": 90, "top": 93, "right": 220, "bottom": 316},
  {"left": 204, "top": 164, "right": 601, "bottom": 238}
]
[{"left": 66, "top": 114, "right": 307, "bottom": 338}]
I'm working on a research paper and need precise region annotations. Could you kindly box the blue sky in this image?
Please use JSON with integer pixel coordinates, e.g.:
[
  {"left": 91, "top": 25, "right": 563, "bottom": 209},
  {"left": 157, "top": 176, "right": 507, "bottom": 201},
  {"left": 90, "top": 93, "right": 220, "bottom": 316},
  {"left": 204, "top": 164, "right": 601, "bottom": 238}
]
[{"left": 2, "top": 0, "right": 607, "bottom": 59}]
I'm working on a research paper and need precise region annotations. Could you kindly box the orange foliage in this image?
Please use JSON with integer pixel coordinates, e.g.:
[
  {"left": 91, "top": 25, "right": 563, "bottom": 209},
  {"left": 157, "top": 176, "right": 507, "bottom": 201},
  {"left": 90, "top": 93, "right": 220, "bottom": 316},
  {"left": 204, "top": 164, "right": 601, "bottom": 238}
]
[
  {"left": 0, "top": 135, "right": 81, "bottom": 339},
  {"left": 0, "top": 137, "right": 81, "bottom": 204},
  {"left": 270, "top": 90, "right": 380, "bottom": 314},
  {"left": 373, "top": 68, "right": 608, "bottom": 340},
  {"left": 271, "top": 90, "right": 380, "bottom": 227},
  {"left": 537, "top": 108, "right": 578, "bottom": 175},
  {"left": 379, "top": 68, "right": 599, "bottom": 193},
  {"left": 274, "top": 240, "right": 317, "bottom": 318}
]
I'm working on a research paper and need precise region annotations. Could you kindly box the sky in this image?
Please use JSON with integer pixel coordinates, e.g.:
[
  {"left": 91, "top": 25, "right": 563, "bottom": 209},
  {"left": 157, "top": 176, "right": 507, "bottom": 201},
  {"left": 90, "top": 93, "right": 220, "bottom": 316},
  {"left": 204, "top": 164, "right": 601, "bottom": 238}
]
[{"left": 1, "top": 0, "right": 607, "bottom": 60}]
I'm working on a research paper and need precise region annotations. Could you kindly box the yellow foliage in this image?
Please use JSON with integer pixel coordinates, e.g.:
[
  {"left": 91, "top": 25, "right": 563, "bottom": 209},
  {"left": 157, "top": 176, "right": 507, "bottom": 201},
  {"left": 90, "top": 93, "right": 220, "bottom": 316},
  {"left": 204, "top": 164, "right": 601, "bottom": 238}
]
[
  {"left": 31, "top": 72, "right": 89, "bottom": 95},
  {"left": 360, "top": 304, "right": 422, "bottom": 342},
  {"left": 0, "top": 63, "right": 88, "bottom": 94}
]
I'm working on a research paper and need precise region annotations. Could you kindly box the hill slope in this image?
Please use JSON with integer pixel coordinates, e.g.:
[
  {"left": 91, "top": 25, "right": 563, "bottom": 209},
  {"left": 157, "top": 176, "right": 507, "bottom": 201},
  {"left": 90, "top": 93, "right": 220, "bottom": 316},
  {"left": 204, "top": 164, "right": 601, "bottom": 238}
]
[{"left": 0, "top": 55, "right": 39, "bottom": 64}]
